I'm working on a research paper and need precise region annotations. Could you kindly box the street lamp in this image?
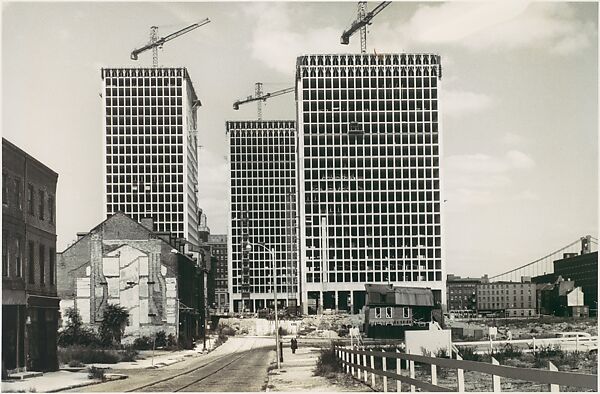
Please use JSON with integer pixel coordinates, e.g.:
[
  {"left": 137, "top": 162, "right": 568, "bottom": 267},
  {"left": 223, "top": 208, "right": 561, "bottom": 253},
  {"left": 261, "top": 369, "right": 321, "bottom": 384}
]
[{"left": 246, "top": 242, "right": 281, "bottom": 370}]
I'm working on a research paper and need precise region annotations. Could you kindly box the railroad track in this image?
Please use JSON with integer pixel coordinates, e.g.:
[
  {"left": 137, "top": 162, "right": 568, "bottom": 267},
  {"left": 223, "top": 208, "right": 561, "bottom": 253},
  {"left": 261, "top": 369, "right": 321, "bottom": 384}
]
[{"left": 125, "top": 340, "right": 264, "bottom": 392}]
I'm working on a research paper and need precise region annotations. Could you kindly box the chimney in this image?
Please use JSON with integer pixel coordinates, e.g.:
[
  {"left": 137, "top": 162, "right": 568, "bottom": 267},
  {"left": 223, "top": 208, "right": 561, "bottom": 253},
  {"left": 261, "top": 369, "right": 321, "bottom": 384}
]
[
  {"left": 76, "top": 232, "right": 88, "bottom": 241},
  {"left": 140, "top": 217, "right": 155, "bottom": 231}
]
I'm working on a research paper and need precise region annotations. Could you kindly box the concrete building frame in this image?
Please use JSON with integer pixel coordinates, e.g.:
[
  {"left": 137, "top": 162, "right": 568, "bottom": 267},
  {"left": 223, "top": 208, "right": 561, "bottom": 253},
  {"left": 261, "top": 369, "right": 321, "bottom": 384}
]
[
  {"left": 296, "top": 54, "right": 446, "bottom": 314},
  {"left": 101, "top": 67, "right": 201, "bottom": 249}
]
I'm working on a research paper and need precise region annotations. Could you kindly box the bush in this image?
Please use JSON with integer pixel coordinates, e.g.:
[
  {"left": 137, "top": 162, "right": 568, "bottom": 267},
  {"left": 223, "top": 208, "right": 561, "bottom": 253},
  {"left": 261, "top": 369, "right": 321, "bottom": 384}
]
[
  {"left": 492, "top": 343, "right": 523, "bottom": 363},
  {"left": 87, "top": 366, "right": 106, "bottom": 381},
  {"left": 120, "top": 346, "right": 139, "bottom": 362},
  {"left": 59, "top": 346, "right": 120, "bottom": 365},
  {"left": 314, "top": 346, "right": 342, "bottom": 376},
  {"left": 132, "top": 336, "right": 154, "bottom": 350},
  {"left": 58, "top": 308, "right": 101, "bottom": 347},
  {"left": 58, "top": 345, "right": 139, "bottom": 365},
  {"left": 155, "top": 331, "right": 167, "bottom": 348},
  {"left": 99, "top": 305, "right": 129, "bottom": 346},
  {"left": 218, "top": 325, "right": 236, "bottom": 337},
  {"left": 459, "top": 346, "right": 482, "bottom": 362}
]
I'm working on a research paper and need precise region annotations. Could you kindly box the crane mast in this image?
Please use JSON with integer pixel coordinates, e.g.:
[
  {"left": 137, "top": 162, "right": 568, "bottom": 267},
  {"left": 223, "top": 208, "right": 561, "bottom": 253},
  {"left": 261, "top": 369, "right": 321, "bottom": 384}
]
[
  {"left": 131, "top": 18, "right": 211, "bottom": 66},
  {"left": 341, "top": 1, "right": 391, "bottom": 53}
]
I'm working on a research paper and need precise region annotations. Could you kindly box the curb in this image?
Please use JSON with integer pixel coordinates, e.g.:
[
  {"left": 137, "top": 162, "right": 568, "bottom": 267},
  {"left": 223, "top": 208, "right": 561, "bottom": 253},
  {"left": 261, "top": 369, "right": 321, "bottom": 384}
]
[{"left": 45, "top": 373, "right": 128, "bottom": 392}]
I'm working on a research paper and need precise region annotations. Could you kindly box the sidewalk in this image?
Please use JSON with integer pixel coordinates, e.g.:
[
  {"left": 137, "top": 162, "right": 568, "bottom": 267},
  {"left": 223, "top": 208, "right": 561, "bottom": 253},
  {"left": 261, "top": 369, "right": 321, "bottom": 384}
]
[
  {"left": 267, "top": 346, "right": 369, "bottom": 392},
  {"left": 1, "top": 341, "right": 211, "bottom": 393}
]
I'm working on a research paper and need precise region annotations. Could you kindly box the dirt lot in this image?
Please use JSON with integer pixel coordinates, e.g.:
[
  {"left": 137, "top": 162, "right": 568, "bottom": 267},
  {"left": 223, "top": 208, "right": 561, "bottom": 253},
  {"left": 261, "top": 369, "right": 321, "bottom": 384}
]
[{"left": 455, "top": 316, "right": 598, "bottom": 339}]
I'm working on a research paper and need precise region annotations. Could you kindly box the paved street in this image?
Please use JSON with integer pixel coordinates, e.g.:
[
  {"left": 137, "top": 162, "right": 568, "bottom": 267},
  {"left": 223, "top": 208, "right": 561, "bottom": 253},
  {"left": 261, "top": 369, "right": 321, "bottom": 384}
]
[{"left": 71, "top": 337, "right": 274, "bottom": 392}]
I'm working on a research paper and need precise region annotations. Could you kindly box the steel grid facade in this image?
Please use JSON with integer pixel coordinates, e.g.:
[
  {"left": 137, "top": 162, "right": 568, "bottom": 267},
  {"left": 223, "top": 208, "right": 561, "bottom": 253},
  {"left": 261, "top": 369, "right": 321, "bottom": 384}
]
[
  {"left": 296, "top": 53, "right": 446, "bottom": 312},
  {"left": 227, "top": 121, "right": 299, "bottom": 313},
  {"left": 102, "top": 68, "right": 200, "bottom": 247}
]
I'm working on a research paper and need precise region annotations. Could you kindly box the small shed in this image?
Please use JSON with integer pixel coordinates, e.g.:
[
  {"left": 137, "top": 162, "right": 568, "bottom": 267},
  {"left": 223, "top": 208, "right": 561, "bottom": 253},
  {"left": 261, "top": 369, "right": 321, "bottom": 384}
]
[{"left": 364, "top": 284, "right": 435, "bottom": 339}]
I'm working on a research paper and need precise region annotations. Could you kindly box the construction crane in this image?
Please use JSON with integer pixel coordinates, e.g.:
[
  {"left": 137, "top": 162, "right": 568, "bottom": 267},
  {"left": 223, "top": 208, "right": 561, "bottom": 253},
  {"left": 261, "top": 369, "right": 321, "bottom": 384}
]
[
  {"left": 233, "top": 85, "right": 294, "bottom": 121},
  {"left": 131, "top": 18, "right": 210, "bottom": 67},
  {"left": 341, "top": 1, "right": 391, "bottom": 53}
]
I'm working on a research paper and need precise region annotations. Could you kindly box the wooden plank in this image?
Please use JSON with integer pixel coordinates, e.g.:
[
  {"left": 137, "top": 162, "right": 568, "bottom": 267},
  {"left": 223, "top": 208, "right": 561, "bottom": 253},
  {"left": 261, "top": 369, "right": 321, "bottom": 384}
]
[
  {"left": 344, "top": 348, "right": 597, "bottom": 390},
  {"left": 397, "top": 349, "right": 402, "bottom": 393},
  {"left": 409, "top": 360, "right": 416, "bottom": 393},
  {"left": 549, "top": 361, "right": 559, "bottom": 392},
  {"left": 456, "top": 353, "right": 465, "bottom": 392},
  {"left": 492, "top": 357, "right": 501, "bottom": 392},
  {"left": 431, "top": 354, "right": 437, "bottom": 386},
  {"left": 371, "top": 354, "right": 376, "bottom": 387},
  {"left": 363, "top": 354, "right": 368, "bottom": 383},
  {"left": 344, "top": 362, "right": 452, "bottom": 392},
  {"left": 382, "top": 350, "right": 388, "bottom": 393}
]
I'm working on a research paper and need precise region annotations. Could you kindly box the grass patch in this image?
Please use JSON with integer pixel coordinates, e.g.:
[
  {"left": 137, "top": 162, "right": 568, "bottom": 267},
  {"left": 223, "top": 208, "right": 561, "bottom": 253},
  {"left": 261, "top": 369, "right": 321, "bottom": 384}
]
[{"left": 58, "top": 345, "right": 139, "bottom": 365}]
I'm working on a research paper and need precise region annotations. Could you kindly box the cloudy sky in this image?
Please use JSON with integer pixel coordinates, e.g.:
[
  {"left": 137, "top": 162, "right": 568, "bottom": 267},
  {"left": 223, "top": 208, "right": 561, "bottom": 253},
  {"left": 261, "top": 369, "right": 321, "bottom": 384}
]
[{"left": 2, "top": 1, "right": 597, "bottom": 277}]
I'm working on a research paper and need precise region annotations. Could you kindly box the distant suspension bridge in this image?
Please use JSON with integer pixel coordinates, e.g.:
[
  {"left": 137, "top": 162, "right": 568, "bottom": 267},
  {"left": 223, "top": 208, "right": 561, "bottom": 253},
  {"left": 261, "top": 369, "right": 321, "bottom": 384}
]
[{"left": 490, "top": 235, "right": 598, "bottom": 282}]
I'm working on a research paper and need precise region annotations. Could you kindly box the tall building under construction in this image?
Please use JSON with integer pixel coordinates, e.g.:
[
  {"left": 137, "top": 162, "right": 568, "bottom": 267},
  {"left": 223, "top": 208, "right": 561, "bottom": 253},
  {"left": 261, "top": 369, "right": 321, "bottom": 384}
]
[
  {"left": 296, "top": 53, "right": 446, "bottom": 314},
  {"left": 101, "top": 67, "right": 201, "bottom": 248},
  {"left": 226, "top": 121, "right": 299, "bottom": 313}
]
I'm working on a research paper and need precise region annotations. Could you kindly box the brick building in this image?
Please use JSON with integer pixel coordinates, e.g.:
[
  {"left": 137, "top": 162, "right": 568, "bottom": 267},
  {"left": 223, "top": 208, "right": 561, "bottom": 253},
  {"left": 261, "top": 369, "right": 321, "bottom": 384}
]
[
  {"left": 553, "top": 249, "right": 597, "bottom": 312},
  {"left": 207, "top": 234, "right": 228, "bottom": 314},
  {"left": 2, "top": 138, "right": 59, "bottom": 372},
  {"left": 477, "top": 277, "right": 537, "bottom": 318},
  {"left": 446, "top": 274, "right": 488, "bottom": 317},
  {"left": 57, "top": 213, "right": 203, "bottom": 346}
]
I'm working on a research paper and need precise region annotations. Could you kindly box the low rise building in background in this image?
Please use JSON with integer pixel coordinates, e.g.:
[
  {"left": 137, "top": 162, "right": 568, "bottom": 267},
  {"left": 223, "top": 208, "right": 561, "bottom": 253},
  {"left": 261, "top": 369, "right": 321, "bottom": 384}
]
[
  {"left": 476, "top": 277, "right": 537, "bottom": 318},
  {"left": 553, "top": 245, "right": 597, "bottom": 314},
  {"left": 364, "top": 283, "right": 437, "bottom": 339},
  {"left": 207, "top": 234, "right": 228, "bottom": 314},
  {"left": 446, "top": 274, "right": 488, "bottom": 318},
  {"left": 57, "top": 213, "right": 203, "bottom": 347},
  {"left": 2, "top": 138, "right": 59, "bottom": 373},
  {"left": 538, "top": 276, "right": 588, "bottom": 318}
]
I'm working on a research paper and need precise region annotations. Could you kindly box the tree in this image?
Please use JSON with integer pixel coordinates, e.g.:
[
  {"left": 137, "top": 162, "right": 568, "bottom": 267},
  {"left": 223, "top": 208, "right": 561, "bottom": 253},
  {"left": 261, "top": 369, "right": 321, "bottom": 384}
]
[
  {"left": 99, "top": 304, "right": 129, "bottom": 346},
  {"left": 58, "top": 307, "right": 99, "bottom": 347}
]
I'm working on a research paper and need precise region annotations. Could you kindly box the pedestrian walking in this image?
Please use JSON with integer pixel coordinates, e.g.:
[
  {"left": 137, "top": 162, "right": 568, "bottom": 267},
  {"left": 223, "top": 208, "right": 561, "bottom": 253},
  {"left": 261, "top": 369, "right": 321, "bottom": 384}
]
[{"left": 291, "top": 338, "right": 298, "bottom": 354}]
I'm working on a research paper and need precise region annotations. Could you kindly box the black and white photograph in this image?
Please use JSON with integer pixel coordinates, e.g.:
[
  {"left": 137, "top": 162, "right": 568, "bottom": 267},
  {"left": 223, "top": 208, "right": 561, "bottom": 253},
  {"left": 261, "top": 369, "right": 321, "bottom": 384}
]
[{"left": 1, "top": 0, "right": 598, "bottom": 392}]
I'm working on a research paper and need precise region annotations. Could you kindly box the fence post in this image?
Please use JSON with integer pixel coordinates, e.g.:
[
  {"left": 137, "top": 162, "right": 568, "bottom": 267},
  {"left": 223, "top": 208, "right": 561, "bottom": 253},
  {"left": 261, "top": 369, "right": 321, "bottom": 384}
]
[
  {"left": 396, "top": 349, "right": 402, "bottom": 392},
  {"left": 351, "top": 350, "right": 355, "bottom": 377},
  {"left": 548, "top": 361, "right": 560, "bottom": 392},
  {"left": 382, "top": 350, "right": 388, "bottom": 393},
  {"left": 575, "top": 335, "right": 579, "bottom": 352},
  {"left": 491, "top": 357, "right": 501, "bottom": 392},
  {"left": 456, "top": 353, "right": 465, "bottom": 392},
  {"left": 409, "top": 359, "right": 415, "bottom": 393},
  {"left": 356, "top": 351, "right": 360, "bottom": 379},
  {"left": 370, "top": 354, "right": 376, "bottom": 387},
  {"left": 346, "top": 350, "right": 350, "bottom": 374},
  {"left": 431, "top": 354, "right": 437, "bottom": 386},
  {"left": 533, "top": 337, "right": 536, "bottom": 354},
  {"left": 363, "top": 353, "right": 369, "bottom": 383}
]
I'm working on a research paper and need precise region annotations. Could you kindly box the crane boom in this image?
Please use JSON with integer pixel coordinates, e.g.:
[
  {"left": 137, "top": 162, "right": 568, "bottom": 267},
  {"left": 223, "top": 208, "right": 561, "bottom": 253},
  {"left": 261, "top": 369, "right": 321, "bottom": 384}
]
[
  {"left": 131, "top": 18, "right": 211, "bottom": 61},
  {"left": 341, "top": 1, "right": 391, "bottom": 50},
  {"left": 233, "top": 87, "right": 294, "bottom": 111}
]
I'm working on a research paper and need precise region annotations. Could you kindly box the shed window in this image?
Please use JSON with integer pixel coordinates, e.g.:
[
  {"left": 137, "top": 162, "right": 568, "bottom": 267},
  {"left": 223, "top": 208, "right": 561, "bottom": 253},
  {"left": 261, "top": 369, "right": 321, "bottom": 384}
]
[
  {"left": 403, "top": 307, "right": 410, "bottom": 318},
  {"left": 385, "top": 307, "right": 393, "bottom": 318},
  {"left": 375, "top": 307, "right": 382, "bottom": 318}
]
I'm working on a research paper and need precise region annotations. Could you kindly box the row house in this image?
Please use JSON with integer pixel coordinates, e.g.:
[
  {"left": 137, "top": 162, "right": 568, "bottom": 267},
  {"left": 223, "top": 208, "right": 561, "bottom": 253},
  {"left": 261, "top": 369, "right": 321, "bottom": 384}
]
[{"left": 2, "top": 138, "right": 59, "bottom": 372}]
